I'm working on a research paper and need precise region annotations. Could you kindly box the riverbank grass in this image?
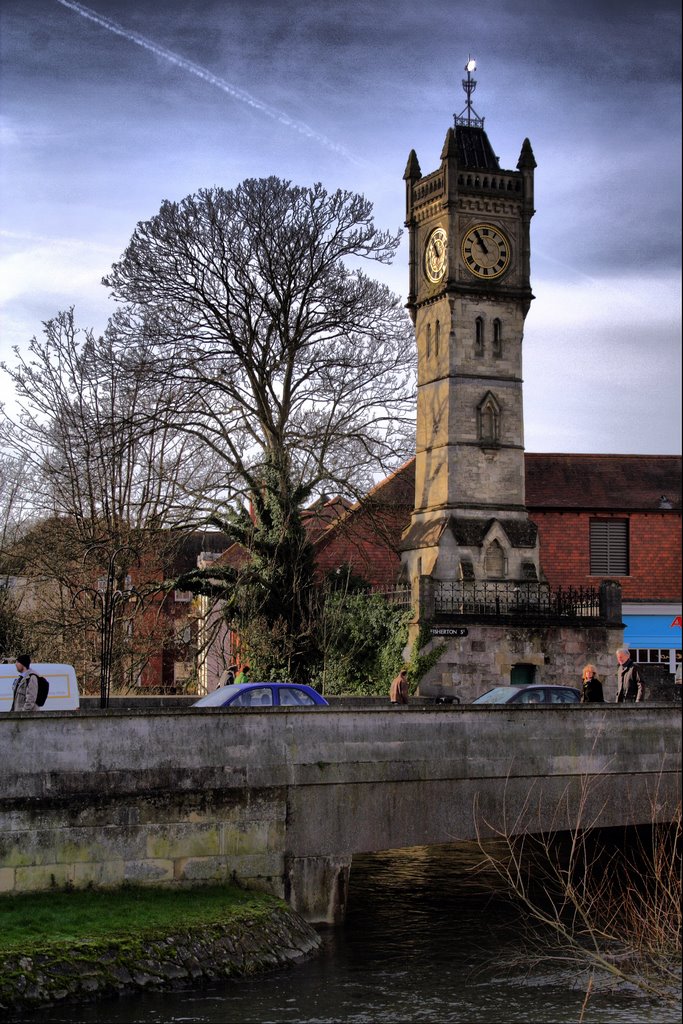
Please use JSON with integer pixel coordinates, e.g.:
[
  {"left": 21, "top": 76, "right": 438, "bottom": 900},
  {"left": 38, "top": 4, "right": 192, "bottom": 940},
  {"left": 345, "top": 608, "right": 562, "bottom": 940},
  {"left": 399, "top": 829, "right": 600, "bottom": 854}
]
[{"left": 0, "top": 884, "right": 279, "bottom": 952}]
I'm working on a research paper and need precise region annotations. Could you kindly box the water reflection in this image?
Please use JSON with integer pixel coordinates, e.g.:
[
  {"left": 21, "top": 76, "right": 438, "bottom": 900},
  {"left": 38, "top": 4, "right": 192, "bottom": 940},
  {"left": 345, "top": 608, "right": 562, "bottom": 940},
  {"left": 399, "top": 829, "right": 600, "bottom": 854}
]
[{"left": 11, "top": 842, "right": 679, "bottom": 1024}]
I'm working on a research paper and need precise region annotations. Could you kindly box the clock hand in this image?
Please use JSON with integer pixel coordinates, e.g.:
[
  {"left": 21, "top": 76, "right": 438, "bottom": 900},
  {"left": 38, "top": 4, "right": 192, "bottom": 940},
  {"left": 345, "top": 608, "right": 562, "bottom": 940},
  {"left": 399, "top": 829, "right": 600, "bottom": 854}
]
[{"left": 474, "top": 230, "right": 489, "bottom": 255}]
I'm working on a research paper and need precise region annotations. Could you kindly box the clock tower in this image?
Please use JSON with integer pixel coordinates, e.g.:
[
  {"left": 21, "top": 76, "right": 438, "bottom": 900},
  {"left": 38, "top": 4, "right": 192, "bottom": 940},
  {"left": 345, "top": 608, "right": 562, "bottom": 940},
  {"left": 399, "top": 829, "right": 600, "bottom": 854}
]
[{"left": 401, "top": 59, "right": 542, "bottom": 595}]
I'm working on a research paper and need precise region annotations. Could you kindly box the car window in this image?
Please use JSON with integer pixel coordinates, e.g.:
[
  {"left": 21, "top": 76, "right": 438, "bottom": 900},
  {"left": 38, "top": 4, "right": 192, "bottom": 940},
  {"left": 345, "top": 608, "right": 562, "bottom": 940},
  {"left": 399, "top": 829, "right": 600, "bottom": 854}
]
[
  {"left": 549, "top": 688, "right": 579, "bottom": 704},
  {"left": 230, "top": 687, "right": 273, "bottom": 707},
  {"left": 515, "top": 689, "right": 545, "bottom": 704},
  {"left": 279, "top": 687, "right": 316, "bottom": 706}
]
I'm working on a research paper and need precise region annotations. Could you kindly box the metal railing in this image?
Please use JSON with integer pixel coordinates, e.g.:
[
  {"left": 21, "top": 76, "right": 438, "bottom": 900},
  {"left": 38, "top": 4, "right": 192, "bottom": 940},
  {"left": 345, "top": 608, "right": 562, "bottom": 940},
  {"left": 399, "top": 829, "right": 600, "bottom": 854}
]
[
  {"left": 372, "top": 583, "right": 413, "bottom": 611},
  {"left": 434, "top": 581, "right": 601, "bottom": 620},
  {"left": 369, "top": 579, "right": 621, "bottom": 625}
]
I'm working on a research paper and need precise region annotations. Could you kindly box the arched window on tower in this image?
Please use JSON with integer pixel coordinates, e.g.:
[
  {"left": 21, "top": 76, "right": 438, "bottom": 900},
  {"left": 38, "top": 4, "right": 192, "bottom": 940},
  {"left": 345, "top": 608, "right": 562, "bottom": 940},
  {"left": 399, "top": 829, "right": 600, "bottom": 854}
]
[
  {"left": 484, "top": 539, "right": 506, "bottom": 578},
  {"left": 475, "top": 317, "right": 484, "bottom": 356},
  {"left": 435, "top": 320, "right": 440, "bottom": 357},
  {"left": 477, "top": 392, "right": 501, "bottom": 445},
  {"left": 426, "top": 323, "right": 431, "bottom": 359},
  {"left": 493, "top": 319, "right": 502, "bottom": 357}
]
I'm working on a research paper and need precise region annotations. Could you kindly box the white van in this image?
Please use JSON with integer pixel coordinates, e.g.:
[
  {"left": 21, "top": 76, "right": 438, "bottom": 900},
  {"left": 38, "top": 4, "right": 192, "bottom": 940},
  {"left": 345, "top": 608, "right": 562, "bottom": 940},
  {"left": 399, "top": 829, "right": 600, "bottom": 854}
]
[{"left": 0, "top": 662, "right": 80, "bottom": 712}]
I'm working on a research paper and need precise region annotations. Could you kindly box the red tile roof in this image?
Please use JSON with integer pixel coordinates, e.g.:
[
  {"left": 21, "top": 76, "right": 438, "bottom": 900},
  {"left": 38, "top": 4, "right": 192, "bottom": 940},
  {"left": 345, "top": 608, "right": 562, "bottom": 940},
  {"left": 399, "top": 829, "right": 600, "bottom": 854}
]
[
  {"left": 193, "top": 454, "right": 680, "bottom": 579},
  {"left": 347, "top": 454, "right": 681, "bottom": 513},
  {"left": 524, "top": 454, "right": 681, "bottom": 511}
]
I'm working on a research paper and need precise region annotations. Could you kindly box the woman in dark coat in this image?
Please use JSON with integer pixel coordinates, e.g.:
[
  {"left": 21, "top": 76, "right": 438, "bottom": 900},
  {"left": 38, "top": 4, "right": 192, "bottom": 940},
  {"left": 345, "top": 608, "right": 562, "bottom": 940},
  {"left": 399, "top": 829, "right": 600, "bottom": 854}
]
[{"left": 581, "top": 664, "right": 604, "bottom": 703}]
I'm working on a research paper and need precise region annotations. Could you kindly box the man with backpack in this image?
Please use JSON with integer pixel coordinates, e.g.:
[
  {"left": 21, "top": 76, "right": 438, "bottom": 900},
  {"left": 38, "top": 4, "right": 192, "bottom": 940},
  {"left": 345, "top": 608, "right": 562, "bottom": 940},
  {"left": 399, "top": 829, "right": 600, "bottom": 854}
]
[{"left": 11, "top": 654, "right": 39, "bottom": 712}]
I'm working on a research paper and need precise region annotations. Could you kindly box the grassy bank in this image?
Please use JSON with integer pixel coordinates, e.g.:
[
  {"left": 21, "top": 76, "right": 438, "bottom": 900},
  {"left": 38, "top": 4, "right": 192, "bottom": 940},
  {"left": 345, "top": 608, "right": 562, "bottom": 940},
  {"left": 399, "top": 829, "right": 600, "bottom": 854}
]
[
  {"left": 0, "top": 884, "right": 278, "bottom": 952},
  {"left": 0, "top": 885, "right": 322, "bottom": 1010}
]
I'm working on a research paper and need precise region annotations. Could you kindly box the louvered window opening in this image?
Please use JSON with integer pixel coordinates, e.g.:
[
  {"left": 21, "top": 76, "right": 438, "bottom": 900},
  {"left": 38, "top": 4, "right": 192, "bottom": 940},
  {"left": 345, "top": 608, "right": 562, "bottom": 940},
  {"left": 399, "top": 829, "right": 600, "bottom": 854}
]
[{"left": 590, "top": 519, "right": 629, "bottom": 576}]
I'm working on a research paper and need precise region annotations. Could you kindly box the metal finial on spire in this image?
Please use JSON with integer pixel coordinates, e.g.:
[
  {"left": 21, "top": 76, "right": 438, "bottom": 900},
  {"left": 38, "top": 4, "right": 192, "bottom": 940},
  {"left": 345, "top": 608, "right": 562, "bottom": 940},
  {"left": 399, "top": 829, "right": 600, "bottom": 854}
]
[{"left": 455, "top": 56, "right": 484, "bottom": 128}]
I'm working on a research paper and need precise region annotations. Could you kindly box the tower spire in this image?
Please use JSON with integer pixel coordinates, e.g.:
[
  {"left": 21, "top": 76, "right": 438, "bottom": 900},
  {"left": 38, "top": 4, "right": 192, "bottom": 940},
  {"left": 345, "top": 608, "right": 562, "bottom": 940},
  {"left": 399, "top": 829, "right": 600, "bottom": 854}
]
[{"left": 455, "top": 56, "right": 484, "bottom": 128}]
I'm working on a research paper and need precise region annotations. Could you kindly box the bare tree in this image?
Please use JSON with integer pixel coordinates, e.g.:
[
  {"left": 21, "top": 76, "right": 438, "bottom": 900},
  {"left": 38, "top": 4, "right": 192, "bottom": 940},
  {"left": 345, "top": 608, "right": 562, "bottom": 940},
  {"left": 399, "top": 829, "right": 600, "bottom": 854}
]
[
  {"left": 473, "top": 779, "right": 681, "bottom": 1012},
  {"left": 0, "top": 310, "right": 221, "bottom": 692},
  {"left": 104, "top": 177, "right": 416, "bottom": 502},
  {"left": 0, "top": 452, "right": 34, "bottom": 656},
  {"left": 103, "top": 178, "right": 416, "bottom": 677}
]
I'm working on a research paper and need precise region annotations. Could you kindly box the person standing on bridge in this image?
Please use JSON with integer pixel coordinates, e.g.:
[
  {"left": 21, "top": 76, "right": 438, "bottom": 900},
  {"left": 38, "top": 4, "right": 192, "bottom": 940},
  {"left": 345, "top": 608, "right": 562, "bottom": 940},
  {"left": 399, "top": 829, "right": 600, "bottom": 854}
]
[
  {"left": 389, "top": 669, "right": 410, "bottom": 705},
  {"left": 234, "top": 664, "right": 250, "bottom": 686},
  {"left": 218, "top": 663, "right": 238, "bottom": 688},
  {"left": 10, "top": 655, "right": 38, "bottom": 713},
  {"left": 615, "top": 648, "right": 644, "bottom": 703},
  {"left": 580, "top": 664, "right": 604, "bottom": 703}
]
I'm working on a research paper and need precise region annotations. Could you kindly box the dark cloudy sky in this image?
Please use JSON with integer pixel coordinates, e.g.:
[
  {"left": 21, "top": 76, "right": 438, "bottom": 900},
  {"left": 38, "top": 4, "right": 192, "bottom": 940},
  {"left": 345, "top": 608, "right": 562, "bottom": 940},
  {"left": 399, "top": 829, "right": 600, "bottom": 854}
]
[{"left": 1, "top": 0, "right": 680, "bottom": 453}]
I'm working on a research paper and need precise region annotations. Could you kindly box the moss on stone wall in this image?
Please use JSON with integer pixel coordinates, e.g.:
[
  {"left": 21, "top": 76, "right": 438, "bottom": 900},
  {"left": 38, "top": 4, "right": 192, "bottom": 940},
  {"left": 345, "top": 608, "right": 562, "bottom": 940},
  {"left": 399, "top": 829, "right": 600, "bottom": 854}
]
[{"left": 0, "top": 902, "right": 321, "bottom": 1011}]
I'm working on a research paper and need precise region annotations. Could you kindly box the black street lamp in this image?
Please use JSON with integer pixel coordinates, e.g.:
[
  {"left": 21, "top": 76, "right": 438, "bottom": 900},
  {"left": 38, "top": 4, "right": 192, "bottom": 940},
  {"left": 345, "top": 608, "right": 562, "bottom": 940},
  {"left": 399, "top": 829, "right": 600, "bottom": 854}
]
[{"left": 77, "top": 544, "right": 139, "bottom": 708}]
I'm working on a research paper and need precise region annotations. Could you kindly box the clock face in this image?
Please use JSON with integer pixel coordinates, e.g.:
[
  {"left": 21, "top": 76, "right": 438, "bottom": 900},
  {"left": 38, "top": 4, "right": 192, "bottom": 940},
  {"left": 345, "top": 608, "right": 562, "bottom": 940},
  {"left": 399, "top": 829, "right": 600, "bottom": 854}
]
[
  {"left": 424, "top": 227, "right": 448, "bottom": 284},
  {"left": 461, "top": 223, "right": 511, "bottom": 280}
]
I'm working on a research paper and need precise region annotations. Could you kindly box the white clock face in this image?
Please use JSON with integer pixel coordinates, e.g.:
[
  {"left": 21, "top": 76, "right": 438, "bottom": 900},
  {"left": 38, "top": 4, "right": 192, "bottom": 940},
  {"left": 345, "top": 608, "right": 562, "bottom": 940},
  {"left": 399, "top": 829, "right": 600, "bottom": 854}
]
[
  {"left": 425, "top": 227, "right": 448, "bottom": 284},
  {"left": 461, "top": 224, "right": 511, "bottom": 279}
]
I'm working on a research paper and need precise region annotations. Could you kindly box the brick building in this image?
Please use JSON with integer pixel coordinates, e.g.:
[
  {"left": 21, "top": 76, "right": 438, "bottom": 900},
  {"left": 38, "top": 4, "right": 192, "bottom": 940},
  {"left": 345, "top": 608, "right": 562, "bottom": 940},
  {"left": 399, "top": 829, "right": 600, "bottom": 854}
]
[{"left": 310, "top": 453, "right": 682, "bottom": 682}]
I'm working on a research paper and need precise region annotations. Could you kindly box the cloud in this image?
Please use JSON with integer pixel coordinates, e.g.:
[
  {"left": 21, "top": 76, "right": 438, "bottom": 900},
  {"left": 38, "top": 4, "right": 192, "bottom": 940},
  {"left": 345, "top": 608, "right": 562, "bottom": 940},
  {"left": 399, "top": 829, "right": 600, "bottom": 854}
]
[
  {"left": 0, "top": 230, "right": 111, "bottom": 304},
  {"left": 53, "top": 0, "right": 367, "bottom": 166},
  {"left": 529, "top": 273, "right": 681, "bottom": 332},
  {"left": 0, "top": 230, "right": 113, "bottom": 353}
]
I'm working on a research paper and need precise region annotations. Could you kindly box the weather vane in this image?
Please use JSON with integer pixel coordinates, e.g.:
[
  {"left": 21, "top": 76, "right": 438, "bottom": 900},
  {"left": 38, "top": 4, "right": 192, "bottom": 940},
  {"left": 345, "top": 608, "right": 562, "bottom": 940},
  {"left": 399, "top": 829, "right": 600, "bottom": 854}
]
[{"left": 455, "top": 56, "right": 484, "bottom": 128}]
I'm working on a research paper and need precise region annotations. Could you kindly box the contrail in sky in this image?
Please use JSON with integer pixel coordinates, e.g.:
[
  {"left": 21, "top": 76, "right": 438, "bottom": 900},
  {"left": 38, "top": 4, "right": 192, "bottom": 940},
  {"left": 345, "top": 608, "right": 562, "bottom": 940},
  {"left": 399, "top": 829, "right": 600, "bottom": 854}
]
[{"left": 55, "top": 0, "right": 364, "bottom": 166}]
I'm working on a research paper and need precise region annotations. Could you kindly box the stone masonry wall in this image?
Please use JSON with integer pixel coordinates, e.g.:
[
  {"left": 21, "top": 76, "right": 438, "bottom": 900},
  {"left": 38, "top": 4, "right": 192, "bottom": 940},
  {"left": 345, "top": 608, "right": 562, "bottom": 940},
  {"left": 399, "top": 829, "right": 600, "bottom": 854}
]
[
  {"left": 0, "top": 782, "right": 288, "bottom": 900},
  {"left": 0, "top": 903, "right": 321, "bottom": 1011},
  {"left": 416, "top": 623, "right": 624, "bottom": 701},
  {"left": 1, "top": 706, "right": 680, "bottom": 924}
]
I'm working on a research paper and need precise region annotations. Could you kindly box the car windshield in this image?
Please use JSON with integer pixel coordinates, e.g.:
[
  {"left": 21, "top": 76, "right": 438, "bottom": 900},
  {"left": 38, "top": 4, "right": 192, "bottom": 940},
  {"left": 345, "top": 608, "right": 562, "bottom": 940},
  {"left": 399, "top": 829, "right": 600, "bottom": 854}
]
[
  {"left": 472, "top": 687, "right": 521, "bottom": 704},
  {"left": 192, "top": 684, "right": 247, "bottom": 707}
]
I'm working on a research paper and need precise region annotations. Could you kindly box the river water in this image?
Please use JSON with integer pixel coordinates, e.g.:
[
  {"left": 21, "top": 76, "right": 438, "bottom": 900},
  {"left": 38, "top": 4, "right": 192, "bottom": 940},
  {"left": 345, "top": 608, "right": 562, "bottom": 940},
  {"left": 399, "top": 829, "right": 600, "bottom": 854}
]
[{"left": 14, "top": 842, "right": 679, "bottom": 1024}]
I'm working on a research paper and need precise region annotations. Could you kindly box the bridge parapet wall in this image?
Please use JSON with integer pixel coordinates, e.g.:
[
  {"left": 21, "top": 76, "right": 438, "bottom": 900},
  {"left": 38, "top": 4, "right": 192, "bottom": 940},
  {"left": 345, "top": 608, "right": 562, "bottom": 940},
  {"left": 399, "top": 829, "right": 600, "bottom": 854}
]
[{"left": 0, "top": 707, "right": 680, "bottom": 922}]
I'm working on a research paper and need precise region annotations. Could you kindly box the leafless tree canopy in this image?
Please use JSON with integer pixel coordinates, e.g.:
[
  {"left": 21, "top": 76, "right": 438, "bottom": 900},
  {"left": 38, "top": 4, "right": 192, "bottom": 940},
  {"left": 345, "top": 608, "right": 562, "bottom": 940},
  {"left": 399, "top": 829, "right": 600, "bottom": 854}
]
[
  {"left": 1, "top": 311, "right": 210, "bottom": 531},
  {"left": 0, "top": 179, "right": 417, "bottom": 681},
  {"left": 104, "top": 177, "right": 416, "bottom": 502},
  {"left": 0, "top": 312, "right": 216, "bottom": 678}
]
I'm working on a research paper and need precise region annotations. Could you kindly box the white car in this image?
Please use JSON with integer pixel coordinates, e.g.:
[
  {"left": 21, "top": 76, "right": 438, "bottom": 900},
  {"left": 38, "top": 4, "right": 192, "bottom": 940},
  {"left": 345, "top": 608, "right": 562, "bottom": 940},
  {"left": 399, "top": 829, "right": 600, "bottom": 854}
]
[{"left": 0, "top": 662, "right": 80, "bottom": 712}]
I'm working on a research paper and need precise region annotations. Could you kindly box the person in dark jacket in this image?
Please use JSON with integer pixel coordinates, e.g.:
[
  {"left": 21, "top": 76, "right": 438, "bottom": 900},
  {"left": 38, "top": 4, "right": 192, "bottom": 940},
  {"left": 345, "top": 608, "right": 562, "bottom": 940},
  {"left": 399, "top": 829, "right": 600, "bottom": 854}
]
[
  {"left": 615, "top": 648, "right": 644, "bottom": 703},
  {"left": 11, "top": 654, "right": 38, "bottom": 713},
  {"left": 580, "top": 664, "right": 604, "bottom": 703}
]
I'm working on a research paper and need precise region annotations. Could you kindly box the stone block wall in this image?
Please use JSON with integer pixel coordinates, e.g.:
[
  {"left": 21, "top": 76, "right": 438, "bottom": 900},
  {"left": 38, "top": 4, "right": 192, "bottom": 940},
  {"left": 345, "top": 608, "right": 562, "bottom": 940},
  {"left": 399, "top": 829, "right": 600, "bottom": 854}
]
[
  {"left": 0, "top": 785, "right": 288, "bottom": 899},
  {"left": 416, "top": 623, "right": 624, "bottom": 701},
  {"left": 1, "top": 706, "right": 679, "bottom": 923}
]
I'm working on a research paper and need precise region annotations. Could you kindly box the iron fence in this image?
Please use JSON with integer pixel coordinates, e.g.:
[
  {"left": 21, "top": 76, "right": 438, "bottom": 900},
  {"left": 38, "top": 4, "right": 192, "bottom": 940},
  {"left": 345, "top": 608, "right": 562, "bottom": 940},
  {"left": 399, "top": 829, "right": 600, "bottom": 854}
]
[
  {"left": 434, "top": 580, "right": 601, "bottom": 620},
  {"left": 369, "top": 580, "right": 616, "bottom": 624},
  {"left": 372, "top": 584, "right": 413, "bottom": 611}
]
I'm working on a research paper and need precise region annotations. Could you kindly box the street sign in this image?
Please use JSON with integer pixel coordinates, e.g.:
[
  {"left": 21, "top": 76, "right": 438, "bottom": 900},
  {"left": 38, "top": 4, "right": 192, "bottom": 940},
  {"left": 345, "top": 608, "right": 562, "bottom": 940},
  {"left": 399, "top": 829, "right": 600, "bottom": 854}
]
[{"left": 431, "top": 627, "right": 469, "bottom": 637}]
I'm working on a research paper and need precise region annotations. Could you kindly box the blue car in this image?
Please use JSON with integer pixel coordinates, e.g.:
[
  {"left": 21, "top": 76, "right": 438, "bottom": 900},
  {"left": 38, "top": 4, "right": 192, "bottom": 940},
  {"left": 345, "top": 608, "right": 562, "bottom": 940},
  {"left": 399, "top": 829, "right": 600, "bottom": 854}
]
[{"left": 192, "top": 682, "right": 329, "bottom": 709}]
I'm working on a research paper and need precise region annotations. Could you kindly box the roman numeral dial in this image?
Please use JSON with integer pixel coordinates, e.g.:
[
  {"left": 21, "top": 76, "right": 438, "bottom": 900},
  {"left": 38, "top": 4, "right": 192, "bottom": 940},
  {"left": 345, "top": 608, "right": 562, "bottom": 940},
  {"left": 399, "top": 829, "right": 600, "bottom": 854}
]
[
  {"left": 461, "top": 224, "right": 511, "bottom": 280},
  {"left": 424, "top": 227, "right": 448, "bottom": 284}
]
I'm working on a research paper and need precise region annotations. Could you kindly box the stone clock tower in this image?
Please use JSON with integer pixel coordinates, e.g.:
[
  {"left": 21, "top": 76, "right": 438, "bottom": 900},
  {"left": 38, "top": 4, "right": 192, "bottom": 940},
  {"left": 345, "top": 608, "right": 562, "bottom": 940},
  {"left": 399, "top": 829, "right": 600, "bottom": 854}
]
[{"left": 401, "top": 60, "right": 542, "bottom": 601}]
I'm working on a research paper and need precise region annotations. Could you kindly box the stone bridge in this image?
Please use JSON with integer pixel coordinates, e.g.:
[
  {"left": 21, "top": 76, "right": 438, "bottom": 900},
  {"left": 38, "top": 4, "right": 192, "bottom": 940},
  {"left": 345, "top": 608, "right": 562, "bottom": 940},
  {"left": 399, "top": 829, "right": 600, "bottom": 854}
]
[{"left": 1, "top": 705, "right": 680, "bottom": 922}]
